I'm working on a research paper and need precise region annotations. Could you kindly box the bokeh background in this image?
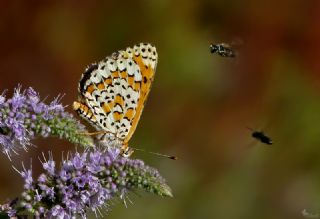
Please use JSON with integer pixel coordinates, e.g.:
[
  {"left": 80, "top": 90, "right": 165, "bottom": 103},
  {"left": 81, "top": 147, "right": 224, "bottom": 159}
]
[{"left": 1, "top": 1, "right": 320, "bottom": 218}]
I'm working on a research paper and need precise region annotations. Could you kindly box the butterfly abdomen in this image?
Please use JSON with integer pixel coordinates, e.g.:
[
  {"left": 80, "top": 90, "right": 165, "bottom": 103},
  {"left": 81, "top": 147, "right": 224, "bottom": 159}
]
[{"left": 73, "top": 101, "right": 102, "bottom": 129}]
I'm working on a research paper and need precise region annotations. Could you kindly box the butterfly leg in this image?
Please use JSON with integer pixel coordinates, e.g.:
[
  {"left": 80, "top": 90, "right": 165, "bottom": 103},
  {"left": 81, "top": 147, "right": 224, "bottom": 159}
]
[{"left": 77, "top": 130, "right": 113, "bottom": 136}]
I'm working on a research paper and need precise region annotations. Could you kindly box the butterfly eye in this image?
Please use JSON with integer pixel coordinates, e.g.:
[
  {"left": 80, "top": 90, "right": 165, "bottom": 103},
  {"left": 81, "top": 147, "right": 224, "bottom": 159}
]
[{"left": 122, "top": 147, "right": 134, "bottom": 158}]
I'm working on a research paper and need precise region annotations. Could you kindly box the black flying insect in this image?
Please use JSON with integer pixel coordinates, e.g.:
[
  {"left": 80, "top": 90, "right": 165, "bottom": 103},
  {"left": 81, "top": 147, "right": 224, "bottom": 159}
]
[
  {"left": 210, "top": 43, "right": 236, "bottom": 58},
  {"left": 247, "top": 127, "right": 273, "bottom": 145}
]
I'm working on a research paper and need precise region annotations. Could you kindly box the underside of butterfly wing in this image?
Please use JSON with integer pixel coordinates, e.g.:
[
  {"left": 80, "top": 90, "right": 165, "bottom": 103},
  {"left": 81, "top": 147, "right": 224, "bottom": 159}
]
[{"left": 74, "top": 43, "right": 158, "bottom": 148}]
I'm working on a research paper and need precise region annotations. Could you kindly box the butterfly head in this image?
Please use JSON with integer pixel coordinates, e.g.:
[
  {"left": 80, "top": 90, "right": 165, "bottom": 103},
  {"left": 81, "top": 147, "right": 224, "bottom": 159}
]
[{"left": 121, "top": 146, "right": 134, "bottom": 158}]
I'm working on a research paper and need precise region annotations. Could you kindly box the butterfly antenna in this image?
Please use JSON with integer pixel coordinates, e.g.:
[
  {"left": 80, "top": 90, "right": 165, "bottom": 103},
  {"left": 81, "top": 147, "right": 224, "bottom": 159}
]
[{"left": 131, "top": 147, "right": 177, "bottom": 160}]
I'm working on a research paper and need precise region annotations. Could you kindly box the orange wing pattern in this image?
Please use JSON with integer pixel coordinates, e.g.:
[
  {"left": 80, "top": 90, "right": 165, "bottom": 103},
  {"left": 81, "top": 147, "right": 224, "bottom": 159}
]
[{"left": 73, "top": 43, "right": 158, "bottom": 146}]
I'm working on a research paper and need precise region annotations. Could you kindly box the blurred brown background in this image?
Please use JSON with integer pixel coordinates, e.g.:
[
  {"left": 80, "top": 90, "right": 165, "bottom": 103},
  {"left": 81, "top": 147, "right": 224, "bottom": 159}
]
[{"left": 1, "top": 0, "right": 320, "bottom": 218}]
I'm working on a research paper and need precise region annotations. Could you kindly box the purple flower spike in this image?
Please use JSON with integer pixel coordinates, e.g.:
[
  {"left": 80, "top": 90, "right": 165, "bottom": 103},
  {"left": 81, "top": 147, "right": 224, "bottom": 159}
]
[
  {"left": 0, "top": 86, "right": 92, "bottom": 158},
  {"left": 0, "top": 86, "right": 172, "bottom": 218},
  {"left": 14, "top": 148, "right": 172, "bottom": 218}
]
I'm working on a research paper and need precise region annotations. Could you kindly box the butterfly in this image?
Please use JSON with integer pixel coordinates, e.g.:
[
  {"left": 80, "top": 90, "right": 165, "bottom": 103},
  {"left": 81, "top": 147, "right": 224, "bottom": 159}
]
[{"left": 73, "top": 43, "right": 158, "bottom": 157}]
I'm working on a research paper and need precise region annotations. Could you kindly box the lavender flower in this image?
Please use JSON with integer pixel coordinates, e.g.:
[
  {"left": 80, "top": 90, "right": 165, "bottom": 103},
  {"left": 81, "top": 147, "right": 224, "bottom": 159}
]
[
  {"left": 8, "top": 148, "right": 172, "bottom": 218},
  {"left": 0, "top": 201, "right": 17, "bottom": 218},
  {"left": 0, "top": 86, "right": 92, "bottom": 158},
  {"left": 0, "top": 86, "right": 173, "bottom": 218}
]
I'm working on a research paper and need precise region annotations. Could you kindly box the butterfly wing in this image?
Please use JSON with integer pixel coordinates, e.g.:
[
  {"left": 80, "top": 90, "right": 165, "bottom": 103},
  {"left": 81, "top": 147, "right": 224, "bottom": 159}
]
[
  {"left": 122, "top": 43, "right": 158, "bottom": 144},
  {"left": 75, "top": 43, "right": 158, "bottom": 143}
]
